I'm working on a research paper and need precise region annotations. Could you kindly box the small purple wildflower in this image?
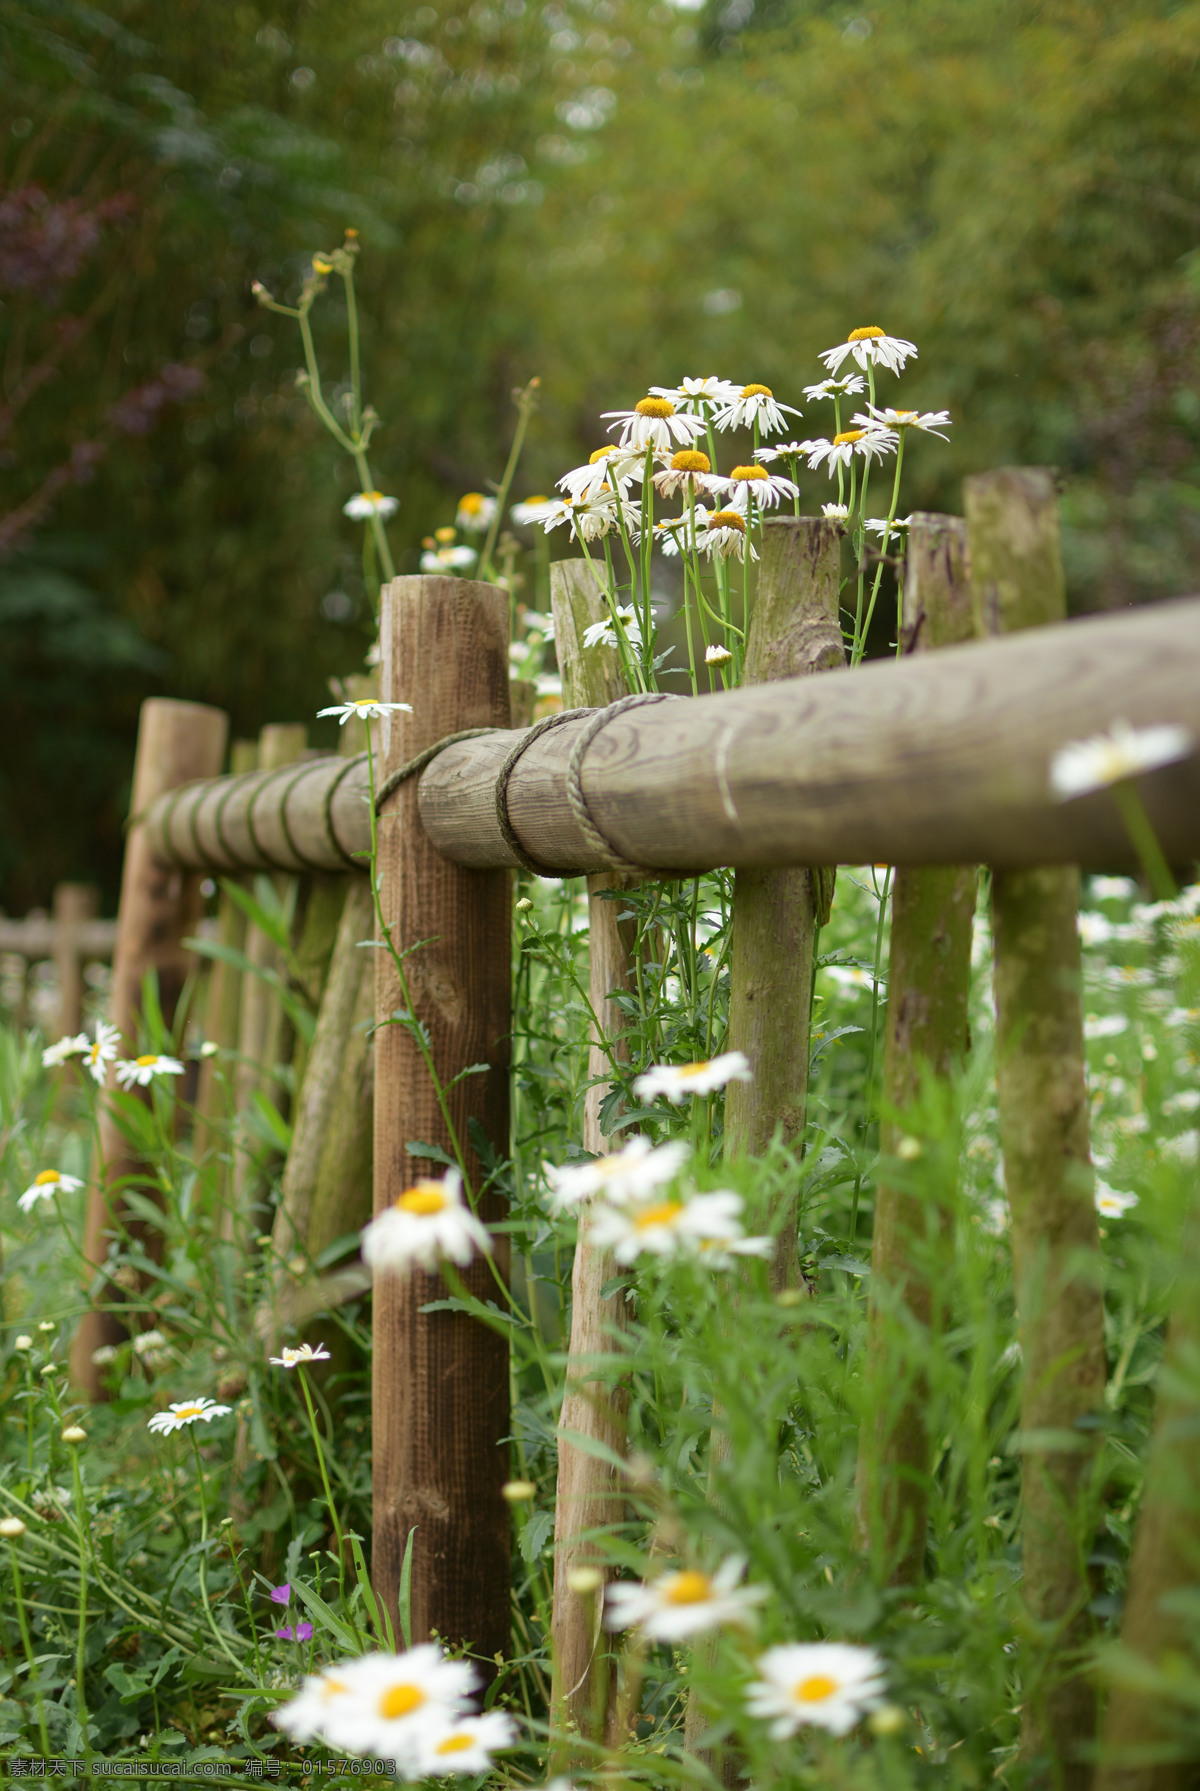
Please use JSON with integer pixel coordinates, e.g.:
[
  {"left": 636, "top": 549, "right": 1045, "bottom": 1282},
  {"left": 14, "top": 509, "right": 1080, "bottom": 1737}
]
[
  {"left": 276, "top": 1622, "right": 314, "bottom": 1643},
  {"left": 269, "top": 1583, "right": 291, "bottom": 1606}
]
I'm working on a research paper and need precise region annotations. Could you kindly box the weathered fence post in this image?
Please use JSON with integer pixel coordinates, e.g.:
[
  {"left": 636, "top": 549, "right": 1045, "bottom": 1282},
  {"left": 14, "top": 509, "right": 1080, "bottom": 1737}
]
[
  {"left": 194, "top": 738, "right": 258, "bottom": 1157},
  {"left": 548, "top": 559, "right": 635, "bottom": 1744},
  {"left": 854, "top": 515, "right": 978, "bottom": 1586},
  {"left": 724, "top": 516, "right": 845, "bottom": 1285},
  {"left": 967, "top": 468, "right": 1107, "bottom": 1788},
  {"left": 373, "top": 574, "right": 513, "bottom": 1658},
  {"left": 52, "top": 882, "right": 100, "bottom": 1040},
  {"left": 70, "top": 698, "right": 228, "bottom": 1396}
]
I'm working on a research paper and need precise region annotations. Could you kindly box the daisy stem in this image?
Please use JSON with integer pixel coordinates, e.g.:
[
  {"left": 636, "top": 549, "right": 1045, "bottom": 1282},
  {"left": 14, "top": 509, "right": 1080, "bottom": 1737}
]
[
  {"left": 7, "top": 1540, "right": 50, "bottom": 1757},
  {"left": 341, "top": 263, "right": 362, "bottom": 432},
  {"left": 295, "top": 1367, "right": 357, "bottom": 1637},
  {"left": 848, "top": 865, "right": 892, "bottom": 1244},
  {"left": 66, "top": 1446, "right": 90, "bottom": 1759},
  {"left": 1111, "top": 782, "right": 1178, "bottom": 903},
  {"left": 188, "top": 1427, "right": 245, "bottom": 1674},
  {"left": 579, "top": 534, "right": 639, "bottom": 696},
  {"left": 855, "top": 433, "right": 907, "bottom": 669},
  {"left": 680, "top": 488, "right": 699, "bottom": 696},
  {"left": 479, "top": 378, "right": 539, "bottom": 582},
  {"left": 640, "top": 447, "right": 655, "bottom": 682}
]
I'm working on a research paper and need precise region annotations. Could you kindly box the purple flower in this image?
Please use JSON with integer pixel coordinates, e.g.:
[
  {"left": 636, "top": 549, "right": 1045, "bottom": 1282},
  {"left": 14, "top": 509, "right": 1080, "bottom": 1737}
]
[
  {"left": 268, "top": 1583, "right": 291, "bottom": 1606},
  {"left": 276, "top": 1622, "right": 314, "bottom": 1643}
]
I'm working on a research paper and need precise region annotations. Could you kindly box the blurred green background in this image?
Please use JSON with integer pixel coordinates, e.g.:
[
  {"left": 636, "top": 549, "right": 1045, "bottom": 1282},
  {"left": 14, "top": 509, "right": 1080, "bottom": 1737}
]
[{"left": 3, "top": 0, "right": 1199, "bottom": 910}]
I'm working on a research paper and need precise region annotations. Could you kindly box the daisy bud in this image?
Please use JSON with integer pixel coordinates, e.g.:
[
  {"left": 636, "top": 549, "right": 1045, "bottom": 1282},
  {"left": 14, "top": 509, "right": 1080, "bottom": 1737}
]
[
  {"left": 62, "top": 1426, "right": 87, "bottom": 1445},
  {"left": 515, "top": 897, "right": 533, "bottom": 913},
  {"left": 38, "top": 1321, "right": 56, "bottom": 1333},
  {"left": 897, "top": 1136, "right": 923, "bottom": 1161},
  {"left": 0, "top": 1517, "right": 27, "bottom": 1539},
  {"left": 14, "top": 1335, "right": 32, "bottom": 1352},
  {"left": 568, "top": 1566, "right": 603, "bottom": 1595},
  {"left": 868, "top": 1704, "right": 906, "bottom": 1736},
  {"left": 502, "top": 1480, "right": 536, "bottom": 1504},
  {"left": 775, "top": 1287, "right": 804, "bottom": 1308},
  {"left": 705, "top": 645, "right": 734, "bottom": 667}
]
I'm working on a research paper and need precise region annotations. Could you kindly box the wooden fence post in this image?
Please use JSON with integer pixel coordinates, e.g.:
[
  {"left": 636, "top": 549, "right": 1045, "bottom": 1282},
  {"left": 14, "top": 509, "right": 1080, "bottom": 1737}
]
[
  {"left": 70, "top": 697, "right": 228, "bottom": 1397},
  {"left": 723, "top": 516, "right": 844, "bottom": 1286},
  {"left": 52, "top": 882, "right": 100, "bottom": 1040},
  {"left": 194, "top": 739, "right": 258, "bottom": 1158},
  {"left": 548, "top": 559, "right": 635, "bottom": 1744},
  {"left": 966, "top": 468, "right": 1107, "bottom": 1788},
  {"left": 854, "top": 515, "right": 978, "bottom": 1586},
  {"left": 373, "top": 574, "right": 513, "bottom": 1658}
]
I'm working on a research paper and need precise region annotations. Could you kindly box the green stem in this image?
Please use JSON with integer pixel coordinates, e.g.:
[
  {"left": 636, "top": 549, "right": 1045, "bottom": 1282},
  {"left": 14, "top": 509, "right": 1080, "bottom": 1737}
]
[
  {"left": 1111, "top": 781, "right": 1178, "bottom": 903},
  {"left": 296, "top": 1369, "right": 359, "bottom": 1642},
  {"left": 479, "top": 379, "right": 539, "bottom": 581},
  {"left": 849, "top": 866, "right": 892, "bottom": 1242},
  {"left": 188, "top": 1428, "right": 244, "bottom": 1673},
  {"left": 67, "top": 1449, "right": 90, "bottom": 1760},
  {"left": 8, "top": 1543, "right": 50, "bottom": 1756}
]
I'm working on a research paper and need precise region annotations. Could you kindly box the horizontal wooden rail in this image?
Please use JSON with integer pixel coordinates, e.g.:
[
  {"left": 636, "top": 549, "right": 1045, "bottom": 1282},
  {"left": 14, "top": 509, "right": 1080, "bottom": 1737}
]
[
  {"left": 145, "top": 596, "right": 1200, "bottom": 875},
  {"left": 0, "top": 917, "right": 117, "bottom": 957}
]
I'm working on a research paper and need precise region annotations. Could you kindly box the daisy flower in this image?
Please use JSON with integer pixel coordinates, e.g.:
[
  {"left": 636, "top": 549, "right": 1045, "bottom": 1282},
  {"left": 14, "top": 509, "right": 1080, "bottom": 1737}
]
[
  {"left": 582, "top": 606, "right": 643, "bottom": 651},
  {"left": 822, "top": 503, "right": 850, "bottom": 521},
  {"left": 695, "top": 509, "right": 758, "bottom": 562},
  {"left": 633, "top": 1051, "right": 751, "bottom": 1103},
  {"left": 856, "top": 403, "right": 951, "bottom": 440},
  {"left": 132, "top": 1328, "right": 170, "bottom": 1363},
  {"left": 147, "top": 1396, "right": 232, "bottom": 1435},
  {"left": 746, "top": 1642, "right": 887, "bottom": 1738},
  {"left": 652, "top": 449, "right": 725, "bottom": 500},
  {"left": 42, "top": 1033, "right": 88, "bottom": 1068},
  {"left": 1095, "top": 1182, "right": 1138, "bottom": 1219},
  {"left": 706, "top": 644, "right": 734, "bottom": 667},
  {"left": 269, "top": 1342, "right": 332, "bottom": 1368},
  {"left": 343, "top": 491, "right": 399, "bottom": 520},
  {"left": 79, "top": 1021, "right": 122, "bottom": 1086},
  {"left": 557, "top": 446, "right": 645, "bottom": 503},
  {"left": 801, "top": 428, "right": 898, "bottom": 476},
  {"left": 603, "top": 396, "right": 707, "bottom": 453},
  {"left": 693, "top": 1232, "right": 775, "bottom": 1270},
  {"left": 802, "top": 374, "right": 867, "bottom": 401},
  {"left": 713, "top": 382, "right": 801, "bottom": 436},
  {"left": 509, "top": 495, "right": 559, "bottom": 527},
  {"left": 650, "top": 376, "right": 743, "bottom": 413},
  {"left": 420, "top": 544, "right": 478, "bottom": 572},
  {"left": 271, "top": 1663, "right": 360, "bottom": 1745},
  {"left": 543, "top": 491, "right": 641, "bottom": 545},
  {"left": 724, "top": 464, "right": 798, "bottom": 512},
  {"left": 589, "top": 1188, "right": 758, "bottom": 1265},
  {"left": 818, "top": 326, "right": 918, "bottom": 377},
  {"left": 317, "top": 698, "right": 413, "bottom": 726},
  {"left": 115, "top": 1054, "right": 185, "bottom": 1090},
  {"left": 19, "top": 1169, "right": 84, "bottom": 1213},
  {"left": 274, "top": 1647, "right": 477, "bottom": 1762},
  {"left": 604, "top": 1558, "right": 766, "bottom": 1640},
  {"left": 1050, "top": 720, "right": 1193, "bottom": 800},
  {"left": 361, "top": 1169, "right": 491, "bottom": 1275},
  {"left": 456, "top": 492, "right": 496, "bottom": 533},
  {"left": 412, "top": 1711, "right": 518, "bottom": 1777},
  {"left": 864, "top": 515, "right": 914, "bottom": 540},
  {"left": 544, "top": 1136, "right": 689, "bottom": 1212},
  {"left": 754, "top": 441, "right": 809, "bottom": 465}
]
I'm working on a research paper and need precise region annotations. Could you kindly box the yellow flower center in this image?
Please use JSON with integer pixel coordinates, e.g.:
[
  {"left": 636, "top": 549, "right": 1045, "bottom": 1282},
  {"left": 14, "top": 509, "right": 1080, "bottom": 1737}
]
[
  {"left": 434, "top": 526, "right": 456, "bottom": 543},
  {"left": 795, "top": 1673, "right": 839, "bottom": 1703},
  {"left": 708, "top": 511, "right": 746, "bottom": 532},
  {"left": 397, "top": 1184, "right": 449, "bottom": 1217},
  {"left": 435, "top": 1735, "right": 475, "bottom": 1756},
  {"left": 322, "top": 1677, "right": 350, "bottom": 1699},
  {"left": 740, "top": 383, "right": 773, "bottom": 398},
  {"left": 589, "top": 446, "right": 618, "bottom": 463},
  {"left": 459, "top": 492, "right": 486, "bottom": 514},
  {"left": 893, "top": 410, "right": 918, "bottom": 422},
  {"left": 635, "top": 396, "right": 675, "bottom": 418},
  {"left": 312, "top": 257, "right": 332, "bottom": 274},
  {"left": 135, "top": 1055, "right": 158, "bottom": 1067},
  {"left": 847, "top": 326, "right": 885, "bottom": 341},
  {"left": 730, "top": 465, "right": 767, "bottom": 481},
  {"left": 634, "top": 1202, "right": 683, "bottom": 1230},
  {"left": 833, "top": 431, "right": 866, "bottom": 447},
  {"left": 35, "top": 1170, "right": 62, "bottom": 1186},
  {"left": 670, "top": 449, "right": 711, "bottom": 473},
  {"left": 174, "top": 1405, "right": 204, "bottom": 1421},
  {"left": 379, "top": 1683, "right": 426, "bottom": 1719},
  {"left": 678, "top": 1061, "right": 712, "bottom": 1079},
  {"left": 364, "top": 490, "right": 383, "bottom": 501},
  {"left": 663, "top": 1570, "right": 712, "bottom": 1605},
  {"left": 525, "top": 494, "right": 549, "bottom": 504},
  {"left": 88, "top": 1043, "right": 101, "bottom": 1060}
]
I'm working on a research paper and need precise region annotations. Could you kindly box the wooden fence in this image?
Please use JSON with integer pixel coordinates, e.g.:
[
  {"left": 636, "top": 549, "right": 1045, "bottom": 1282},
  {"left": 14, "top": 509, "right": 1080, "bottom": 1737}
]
[{"left": 70, "top": 471, "right": 1200, "bottom": 1782}]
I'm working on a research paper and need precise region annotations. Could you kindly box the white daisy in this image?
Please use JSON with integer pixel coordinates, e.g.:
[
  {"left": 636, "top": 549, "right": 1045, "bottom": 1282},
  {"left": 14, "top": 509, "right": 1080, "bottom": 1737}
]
[
  {"left": 695, "top": 508, "right": 758, "bottom": 562},
  {"left": 604, "top": 1558, "right": 766, "bottom": 1640},
  {"left": 633, "top": 1051, "right": 751, "bottom": 1103},
  {"left": 19, "top": 1169, "right": 84, "bottom": 1213},
  {"left": 557, "top": 446, "right": 645, "bottom": 503},
  {"left": 509, "top": 495, "right": 559, "bottom": 527},
  {"left": 147, "top": 1396, "right": 232, "bottom": 1435},
  {"left": 724, "top": 464, "right": 799, "bottom": 512},
  {"left": 801, "top": 429, "right": 898, "bottom": 475},
  {"left": 713, "top": 382, "right": 801, "bottom": 436},
  {"left": 420, "top": 544, "right": 478, "bottom": 572},
  {"left": 745, "top": 1641, "right": 887, "bottom": 1738},
  {"left": 822, "top": 503, "right": 850, "bottom": 521},
  {"left": 455, "top": 492, "right": 497, "bottom": 533},
  {"left": 269, "top": 1342, "right": 333, "bottom": 1368},
  {"left": 802, "top": 375, "right": 867, "bottom": 401},
  {"left": 818, "top": 326, "right": 918, "bottom": 377},
  {"left": 42, "top": 1033, "right": 88, "bottom": 1068},
  {"left": 582, "top": 605, "right": 643, "bottom": 651},
  {"left": 544, "top": 1136, "right": 689, "bottom": 1212},
  {"left": 81, "top": 1021, "right": 122, "bottom": 1086},
  {"left": 361, "top": 1169, "right": 491, "bottom": 1275},
  {"left": 651, "top": 448, "right": 725, "bottom": 499},
  {"left": 543, "top": 490, "right": 641, "bottom": 544},
  {"left": 864, "top": 515, "right": 914, "bottom": 540},
  {"left": 589, "top": 1188, "right": 757, "bottom": 1265},
  {"left": 133, "top": 1328, "right": 171, "bottom": 1366},
  {"left": 754, "top": 441, "right": 809, "bottom": 464},
  {"left": 856, "top": 403, "right": 951, "bottom": 439},
  {"left": 1095, "top": 1182, "right": 1138, "bottom": 1219},
  {"left": 343, "top": 491, "right": 399, "bottom": 520},
  {"left": 692, "top": 1231, "right": 775, "bottom": 1270},
  {"left": 317, "top": 698, "right": 414, "bottom": 726},
  {"left": 411, "top": 1711, "right": 518, "bottom": 1777},
  {"left": 1050, "top": 721, "right": 1193, "bottom": 800},
  {"left": 649, "top": 376, "right": 743, "bottom": 413},
  {"left": 603, "top": 396, "right": 708, "bottom": 453},
  {"left": 115, "top": 1054, "right": 185, "bottom": 1090},
  {"left": 271, "top": 1664, "right": 362, "bottom": 1746},
  {"left": 278, "top": 1647, "right": 477, "bottom": 1762}
]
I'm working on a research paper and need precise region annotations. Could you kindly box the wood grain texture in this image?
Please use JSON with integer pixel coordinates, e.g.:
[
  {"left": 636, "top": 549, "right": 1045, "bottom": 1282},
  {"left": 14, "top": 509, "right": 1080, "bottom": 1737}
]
[
  {"left": 70, "top": 698, "right": 228, "bottom": 1397},
  {"left": 372, "top": 575, "right": 513, "bottom": 1661},
  {"left": 194, "top": 739, "right": 258, "bottom": 1154},
  {"left": 548, "top": 559, "right": 634, "bottom": 1745},
  {"left": 855, "top": 516, "right": 978, "bottom": 1589},
  {"left": 969, "top": 469, "right": 1106, "bottom": 1789}
]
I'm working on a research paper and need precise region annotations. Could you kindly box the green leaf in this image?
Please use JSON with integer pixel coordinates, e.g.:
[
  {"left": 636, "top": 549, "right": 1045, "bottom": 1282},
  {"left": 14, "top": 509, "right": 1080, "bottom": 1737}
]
[
  {"left": 405, "top": 1140, "right": 457, "bottom": 1168},
  {"left": 519, "top": 1508, "right": 554, "bottom": 1565}
]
